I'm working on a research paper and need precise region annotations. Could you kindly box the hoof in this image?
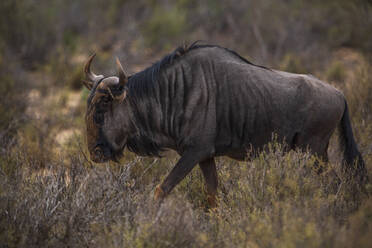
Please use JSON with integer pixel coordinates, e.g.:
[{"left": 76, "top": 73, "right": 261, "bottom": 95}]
[
  {"left": 206, "top": 195, "right": 218, "bottom": 209},
  {"left": 154, "top": 185, "right": 165, "bottom": 201}
]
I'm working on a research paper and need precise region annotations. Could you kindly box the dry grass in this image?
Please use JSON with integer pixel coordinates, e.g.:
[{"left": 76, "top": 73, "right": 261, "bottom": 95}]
[{"left": 0, "top": 137, "right": 370, "bottom": 247}]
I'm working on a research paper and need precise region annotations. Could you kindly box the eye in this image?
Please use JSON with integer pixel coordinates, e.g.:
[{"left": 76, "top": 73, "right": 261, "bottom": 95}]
[
  {"left": 94, "top": 111, "right": 104, "bottom": 124},
  {"left": 101, "top": 96, "right": 111, "bottom": 104},
  {"left": 100, "top": 96, "right": 111, "bottom": 106}
]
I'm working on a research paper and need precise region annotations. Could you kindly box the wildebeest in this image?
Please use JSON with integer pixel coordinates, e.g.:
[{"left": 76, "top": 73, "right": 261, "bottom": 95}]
[{"left": 83, "top": 42, "right": 367, "bottom": 206}]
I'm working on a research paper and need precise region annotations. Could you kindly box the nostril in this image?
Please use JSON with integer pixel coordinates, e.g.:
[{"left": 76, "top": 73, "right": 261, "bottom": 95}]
[
  {"left": 94, "top": 147, "right": 103, "bottom": 157},
  {"left": 91, "top": 145, "right": 110, "bottom": 163}
]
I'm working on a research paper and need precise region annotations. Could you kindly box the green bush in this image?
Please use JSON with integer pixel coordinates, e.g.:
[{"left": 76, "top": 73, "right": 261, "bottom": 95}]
[
  {"left": 66, "top": 65, "right": 85, "bottom": 91},
  {"left": 326, "top": 61, "right": 347, "bottom": 82},
  {"left": 280, "top": 53, "right": 307, "bottom": 74},
  {"left": 142, "top": 5, "right": 188, "bottom": 50}
]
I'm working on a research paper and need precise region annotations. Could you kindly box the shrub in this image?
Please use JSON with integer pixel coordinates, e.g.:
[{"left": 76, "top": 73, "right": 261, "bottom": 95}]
[
  {"left": 280, "top": 53, "right": 307, "bottom": 74},
  {"left": 0, "top": 141, "right": 369, "bottom": 247},
  {"left": 142, "top": 5, "right": 188, "bottom": 51},
  {"left": 326, "top": 61, "right": 347, "bottom": 82}
]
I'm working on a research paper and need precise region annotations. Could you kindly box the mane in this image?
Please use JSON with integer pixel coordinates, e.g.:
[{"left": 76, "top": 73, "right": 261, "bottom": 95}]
[
  {"left": 127, "top": 41, "right": 195, "bottom": 100},
  {"left": 127, "top": 41, "right": 268, "bottom": 99}
]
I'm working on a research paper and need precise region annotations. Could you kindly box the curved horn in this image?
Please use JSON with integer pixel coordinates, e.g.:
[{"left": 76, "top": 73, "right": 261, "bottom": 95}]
[
  {"left": 84, "top": 53, "right": 103, "bottom": 84},
  {"left": 116, "top": 57, "right": 128, "bottom": 87}
]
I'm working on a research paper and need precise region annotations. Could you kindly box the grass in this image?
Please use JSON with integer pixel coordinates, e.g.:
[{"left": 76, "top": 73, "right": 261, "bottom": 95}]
[{"left": 0, "top": 138, "right": 370, "bottom": 247}]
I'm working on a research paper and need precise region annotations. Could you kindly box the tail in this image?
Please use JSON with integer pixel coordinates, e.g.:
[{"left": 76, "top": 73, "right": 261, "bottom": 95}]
[{"left": 338, "top": 100, "right": 368, "bottom": 184}]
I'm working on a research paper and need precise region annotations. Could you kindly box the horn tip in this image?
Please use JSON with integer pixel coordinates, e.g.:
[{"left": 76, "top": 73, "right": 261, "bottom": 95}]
[
  {"left": 84, "top": 53, "right": 97, "bottom": 73},
  {"left": 115, "top": 57, "right": 122, "bottom": 67}
]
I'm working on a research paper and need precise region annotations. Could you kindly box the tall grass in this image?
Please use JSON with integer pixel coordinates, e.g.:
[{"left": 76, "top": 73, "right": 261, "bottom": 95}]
[{"left": 0, "top": 138, "right": 370, "bottom": 247}]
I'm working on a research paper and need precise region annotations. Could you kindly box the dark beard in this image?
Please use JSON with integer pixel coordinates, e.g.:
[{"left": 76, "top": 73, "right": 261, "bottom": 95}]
[{"left": 126, "top": 133, "right": 163, "bottom": 157}]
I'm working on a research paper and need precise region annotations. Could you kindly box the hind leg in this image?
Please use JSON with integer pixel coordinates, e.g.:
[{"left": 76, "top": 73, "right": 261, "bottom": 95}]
[
  {"left": 313, "top": 140, "right": 330, "bottom": 174},
  {"left": 199, "top": 157, "right": 218, "bottom": 208},
  {"left": 292, "top": 132, "right": 330, "bottom": 173}
]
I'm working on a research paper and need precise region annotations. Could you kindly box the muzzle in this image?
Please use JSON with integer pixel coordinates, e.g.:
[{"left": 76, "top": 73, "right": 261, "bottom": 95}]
[
  {"left": 91, "top": 141, "right": 121, "bottom": 163},
  {"left": 91, "top": 144, "right": 111, "bottom": 163}
]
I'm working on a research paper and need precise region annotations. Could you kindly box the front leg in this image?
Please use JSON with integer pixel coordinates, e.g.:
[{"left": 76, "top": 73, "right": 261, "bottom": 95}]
[
  {"left": 199, "top": 157, "right": 218, "bottom": 208},
  {"left": 154, "top": 149, "right": 212, "bottom": 201}
]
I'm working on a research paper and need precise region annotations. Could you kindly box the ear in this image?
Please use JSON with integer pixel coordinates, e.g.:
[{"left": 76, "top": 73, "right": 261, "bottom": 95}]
[
  {"left": 114, "top": 90, "right": 127, "bottom": 103},
  {"left": 82, "top": 79, "right": 93, "bottom": 90},
  {"left": 113, "top": 58, "right": 128, "bottom": 103}
]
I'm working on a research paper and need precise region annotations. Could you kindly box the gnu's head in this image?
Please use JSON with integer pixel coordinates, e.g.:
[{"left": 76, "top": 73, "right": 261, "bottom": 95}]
[{"left": 83, "top": 54, "right": 129, "bottom": 163}]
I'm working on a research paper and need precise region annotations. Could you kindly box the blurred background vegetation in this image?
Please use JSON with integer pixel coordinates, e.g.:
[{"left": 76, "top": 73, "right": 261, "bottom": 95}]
[{"left": 0, "top": 0, "right": 372, "bottom": 247}]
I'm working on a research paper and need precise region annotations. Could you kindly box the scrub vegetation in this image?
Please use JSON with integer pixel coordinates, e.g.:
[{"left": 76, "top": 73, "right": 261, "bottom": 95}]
[{"left": 0, "top": 0, "right": 371, "bottom": 247}]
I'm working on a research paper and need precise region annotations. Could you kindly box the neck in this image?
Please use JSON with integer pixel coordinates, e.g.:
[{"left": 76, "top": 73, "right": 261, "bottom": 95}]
[{"left": 126, "top": 94, "right": 176, "bottom": 156}]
